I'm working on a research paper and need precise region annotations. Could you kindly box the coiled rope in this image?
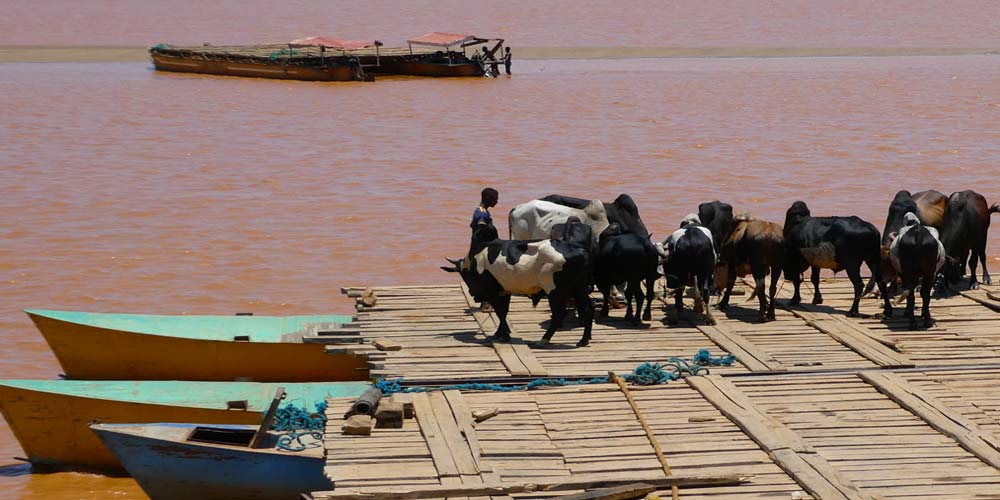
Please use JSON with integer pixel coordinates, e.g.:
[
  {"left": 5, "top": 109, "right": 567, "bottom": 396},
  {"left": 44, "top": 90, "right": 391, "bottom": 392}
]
[{"left": 271, "top": 400, "right": 327, "bottom": 451}]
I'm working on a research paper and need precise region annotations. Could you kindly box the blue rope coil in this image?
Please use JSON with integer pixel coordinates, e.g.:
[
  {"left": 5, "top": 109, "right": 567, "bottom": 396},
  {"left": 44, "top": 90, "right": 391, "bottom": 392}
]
[
  {"left": 271, "top": 400, "right": 327, "bottom": 451},
  {"left": 376, "top": 349, "right": 734, "bottom": 396}
]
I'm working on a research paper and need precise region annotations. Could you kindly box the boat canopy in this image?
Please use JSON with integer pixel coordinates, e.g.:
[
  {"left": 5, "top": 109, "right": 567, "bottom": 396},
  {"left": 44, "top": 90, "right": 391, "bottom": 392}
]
[
  {"left": 288, "top": 37, "right": 382, "bottom": 50},
  {"left": 407, "top": 32, "right": 484, "bottom": 48}
]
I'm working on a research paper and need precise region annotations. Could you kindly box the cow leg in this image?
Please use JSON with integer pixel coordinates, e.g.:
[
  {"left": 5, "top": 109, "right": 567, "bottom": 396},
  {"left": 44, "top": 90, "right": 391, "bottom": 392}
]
[
  {"left": 810, "top": 266, "right": 824, "bottom": 305},
  {"left": 695, "top": 275, "right": 717, "bottom": 326},
  {"left": 767, "top": 264, "right": 781, "bottom": 321},
  {"left": 538, "top": 293, "right": 569, "bottom": 346},
  {"left": 753, "top": 271, "right": 767, "bottom": 323},
  {"left": 969, "top": 249, "right": 982, "bottom": 289},
  {"left": 599, "top": 285, "right": 611, "bottom": 318},
  {"left": 629, "top": 279, "right": 644, "bottom": 326},
  {"left": 978, "top": 243, "right": 992, "bottom": 285},
  {"left": 920, "top": 273, "right": 934, "bottom": 328},
  {"left": 574, "top": 288, "right": 594, "bottom": 347},
  {"left": 491, "top": 295, "right": 512, "bottom": 342},
  {"left": 718, "top": 264, "right": 737, "bottom": 311},
  {"left": 789, "top": 270, "right": 803, "bottom": 306},
  {"left": 845, "top": 265, "right": 864, "bottom": 317},
  {"left": 642, "top": 275, "right": 654, "bottom": 321},
  {"left": 624, "top": 280, "right": 636, "bottom": 322},
  {"left": 670, "top": 284, "right": 683, "bottom": 325},
  {"left": 902, "top": 276, "right": 917, "bottom": 329}
]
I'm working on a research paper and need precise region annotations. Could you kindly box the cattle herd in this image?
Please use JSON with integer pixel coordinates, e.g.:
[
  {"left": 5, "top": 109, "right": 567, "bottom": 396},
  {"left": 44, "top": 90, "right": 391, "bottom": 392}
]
[{"left": 442, "top": 190, "right": 999, "bottom": 347}]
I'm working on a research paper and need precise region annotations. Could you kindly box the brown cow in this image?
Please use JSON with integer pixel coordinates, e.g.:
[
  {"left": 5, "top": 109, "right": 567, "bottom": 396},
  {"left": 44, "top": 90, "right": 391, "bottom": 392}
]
[
  {"left": 717, "top": 214, "right": 785, "bottom": 322},
  {"left": 939, "top": 190, "right": 1000, "bottom": 290}
]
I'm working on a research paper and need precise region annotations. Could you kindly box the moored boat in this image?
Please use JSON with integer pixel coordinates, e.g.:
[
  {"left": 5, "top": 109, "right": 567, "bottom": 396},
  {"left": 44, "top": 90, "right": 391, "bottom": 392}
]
[
  {"left": 0, "top": 379, "right": 368, "bottom": 471},
  {"left": 150, "top": 38, "right": 383, "bottom": 81},
  {"left": 375, "top": 32, "right": 506, "bottom": 77},
  {"left": 92, "top": 422, "right": 328, "bottom": 500},
  {"left": 26, "top": 309, "right": 370, "bottom": 381}
]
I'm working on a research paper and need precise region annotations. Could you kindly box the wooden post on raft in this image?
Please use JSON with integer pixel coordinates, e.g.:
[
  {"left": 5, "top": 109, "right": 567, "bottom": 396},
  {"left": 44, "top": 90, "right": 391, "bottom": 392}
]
[{"left": 610, "top": 372, "right": 680, "bottom": 500}]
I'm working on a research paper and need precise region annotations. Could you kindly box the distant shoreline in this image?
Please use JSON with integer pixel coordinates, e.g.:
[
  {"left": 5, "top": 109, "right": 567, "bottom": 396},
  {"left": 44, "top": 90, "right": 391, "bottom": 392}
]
[{"left": 1, "top": 45, "right": 998, "bottom": 63}]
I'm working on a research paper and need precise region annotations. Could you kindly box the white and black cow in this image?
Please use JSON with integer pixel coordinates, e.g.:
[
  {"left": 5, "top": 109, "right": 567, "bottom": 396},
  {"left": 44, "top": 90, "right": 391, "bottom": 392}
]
[
  {"left": 783, "top": 201, "right": 892, "bottom": 317},
  {"left": 595, "top": 223, "right": 661, "bottom": 325},
  {"left": 939, "top": 190, "right": 1000, "bottom": 291},
  {"left": 441, "top": 221, "right": 595, "bottom": 347},
  {"left": 867, "top": 189, "right": 948, "bottom": 295},
  {"left": 890, "top": 212, "right": 945, "bottom": 329},
  {"left": 661, "top": 214, "right": 717, "bottom": 325},
  {"left": 541, "top": 194, "right": 650, "bottom": 238}
]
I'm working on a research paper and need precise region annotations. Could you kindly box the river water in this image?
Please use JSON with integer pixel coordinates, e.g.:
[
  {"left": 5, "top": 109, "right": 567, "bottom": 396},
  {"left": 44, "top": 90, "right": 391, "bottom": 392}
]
[{"left": 2, "top": 1, "right": 1000, "bottom": 498}]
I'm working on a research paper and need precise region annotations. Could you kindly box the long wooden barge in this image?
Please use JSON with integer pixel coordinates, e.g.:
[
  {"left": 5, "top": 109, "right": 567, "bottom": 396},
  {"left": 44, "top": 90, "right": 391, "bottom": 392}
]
[{"left": 150, "top": 33, "right": 506, "bottom": 82}]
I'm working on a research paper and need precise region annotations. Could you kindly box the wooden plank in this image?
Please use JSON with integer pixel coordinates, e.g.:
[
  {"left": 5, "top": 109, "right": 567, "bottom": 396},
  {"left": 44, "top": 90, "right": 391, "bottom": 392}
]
[
  {"left": 312, "top": 471, "right": 753, "bottom": 500},
  {"left": 686, "top": 375, "right": 873, "bottom": 500},
  {"left": 511, "top": 340, "right": 549, "bottom": 377},
  {"left": 458, "top": 280, "right": 531, "bottom": 377},
  {"left": 609, "top": 373, "right": 678, "bottom": 500},
  {"left": 547, "top": 483, "right": 656, "bottom": 500},
  {"left": 442, "top": 390, "right": 488, "bottom": 471},
  {"left": 858, "top": 371, "right": 1000, "bottom": 470},
  {"left": 696, "top": 325, "right": 785, "bottom": 372},
  {"left": 411, "top": 392, "right": 459, "bottom": 477},
  {"left": 428, "top": 391, "right": 480, "bottom": 475},
  {"left": 961, "top": 290, "right": 1000, "bottom": 313},
  {"left": 799, "top": 315, "right": 913, "bottom": 368},
  {"left": 250, "top": 387, "right": 285, "bottom": 449}
]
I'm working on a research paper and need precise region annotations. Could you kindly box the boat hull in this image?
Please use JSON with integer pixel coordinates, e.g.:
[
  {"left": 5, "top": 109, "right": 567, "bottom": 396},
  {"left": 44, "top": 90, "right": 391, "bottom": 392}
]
[
  {"left": 152, "top": 53, "right": 359, "bottom": 81},
  {"left": 93, "top": 423, "right": 328, "bottom": 500},
  {"left": 0, "top": 380, "right": 367, "bottom": 471},
  {"left": 27, "top": 310, "right": 369, "bottom": 381},
  {"left": 377, "top": 60, "right": 484, "bottom": 77}
]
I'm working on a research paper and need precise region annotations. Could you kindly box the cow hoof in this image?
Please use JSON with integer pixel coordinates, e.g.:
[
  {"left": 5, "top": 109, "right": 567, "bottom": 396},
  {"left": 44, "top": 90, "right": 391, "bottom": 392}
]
[
  {"left": 789, "top": 297, "right": 801, "bottom": 306},
  {"left": 534, "top": 339, "right": 551, "bottom": 348},
  {"left": 491, "top": 335, "right": 511, "bottom": 344},
  {"left": 642, "top": 312, "right": 652, "bottom": 321},
  {"left": 718, "top": 302, "right": 729, "bottom": 311},
  {"left": 624, "top": 312, "right": 634, "bottom": 321},
  {"left": 971, "top": 282, "right": 981, "bottom": 290},
  {"left": 924, "top": 318, "right": 935, "bottom": 328},
  {"left": 811, "top": 296, "right": 824, "bottom": 305},
  {"left": 846, "top": 310, "right": 860, "bottom": 318},
  {"left": 985, "top": 277, "right": 994, "bottom": 286},
  {"left": 705, "top": 319, "right": 717, "bottom": 326},
  {"left": 576, "top": 339, "right": 590, "bottom": 348}
]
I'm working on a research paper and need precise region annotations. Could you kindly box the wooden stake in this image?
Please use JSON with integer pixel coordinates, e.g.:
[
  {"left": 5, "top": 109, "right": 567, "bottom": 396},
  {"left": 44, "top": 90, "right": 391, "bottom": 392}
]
[{"left": 610, "top": 372, "right": 679, "bottom": 500}]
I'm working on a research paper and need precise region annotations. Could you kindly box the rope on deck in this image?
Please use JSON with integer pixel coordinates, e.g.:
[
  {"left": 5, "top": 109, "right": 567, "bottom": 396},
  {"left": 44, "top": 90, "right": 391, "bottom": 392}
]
[
  {"left": 272, "top": 400, "right": 327, "bottom": 452},
  {"left": 375, "top": 348, "right": 735, "bottom": 395}
]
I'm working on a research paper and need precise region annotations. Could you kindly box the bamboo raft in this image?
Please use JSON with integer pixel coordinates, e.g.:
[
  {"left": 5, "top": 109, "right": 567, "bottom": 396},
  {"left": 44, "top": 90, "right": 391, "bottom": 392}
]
[{"left": 309, "top": 276, "right": 1000, "bottom": 499}]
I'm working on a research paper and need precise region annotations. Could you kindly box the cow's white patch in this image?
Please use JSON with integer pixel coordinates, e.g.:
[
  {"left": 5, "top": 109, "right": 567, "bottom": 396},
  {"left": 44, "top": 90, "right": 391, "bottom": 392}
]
[
  {"left": 473, "top": 240, "right": 566, "bottom": 295},
  {"left": 800, "top": 242, "right": 838, "bottom": 269},
  {"left": 508, "top": 199, "right": 609, "bottom": 242}
]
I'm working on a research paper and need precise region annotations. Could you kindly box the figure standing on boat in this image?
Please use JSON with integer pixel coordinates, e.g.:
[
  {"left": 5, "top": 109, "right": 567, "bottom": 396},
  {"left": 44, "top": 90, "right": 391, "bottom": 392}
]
[{"left": 472, "top": 187, "right": 499, "bottom": 229}]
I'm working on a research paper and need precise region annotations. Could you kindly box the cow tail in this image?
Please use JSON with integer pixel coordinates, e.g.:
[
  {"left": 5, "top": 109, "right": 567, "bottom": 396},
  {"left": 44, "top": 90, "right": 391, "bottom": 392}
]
[{"left": 990, "top": 203, "right": 1000, "bottom": 216}]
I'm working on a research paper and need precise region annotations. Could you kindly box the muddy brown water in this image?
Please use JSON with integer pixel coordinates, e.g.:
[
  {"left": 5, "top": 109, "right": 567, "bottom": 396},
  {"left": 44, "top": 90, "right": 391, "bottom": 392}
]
[{"left": 3, "top": 1, "right": 1000, "bottom": 498}]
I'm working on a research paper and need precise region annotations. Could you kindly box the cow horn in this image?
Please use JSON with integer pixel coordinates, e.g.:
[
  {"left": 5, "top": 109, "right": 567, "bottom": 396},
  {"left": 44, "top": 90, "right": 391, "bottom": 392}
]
[{"left": 445, "top": 257, "right": 462, "bottom": 266}]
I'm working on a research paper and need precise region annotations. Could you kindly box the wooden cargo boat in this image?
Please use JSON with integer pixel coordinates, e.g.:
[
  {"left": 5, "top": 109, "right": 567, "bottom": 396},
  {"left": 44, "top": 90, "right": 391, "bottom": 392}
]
[
  {"left": 26, "top": 309, "right": 369, "bottom": 381},
  {"left": 0, "top": 379, "right": 368, "bottom": 471},
  {"left": 374, "top": 32, "right": 506, "bottom": 77},
  {"left": 92, "top": 422, "right": 328, "bottom": 500},
  {"left": 150, "top": 37, "right": 382, "bottom": 81}
]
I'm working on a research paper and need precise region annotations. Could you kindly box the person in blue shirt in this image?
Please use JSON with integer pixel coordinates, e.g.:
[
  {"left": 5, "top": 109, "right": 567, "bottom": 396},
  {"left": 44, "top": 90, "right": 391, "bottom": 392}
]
[{"left": 471, "top": 188, "right": 499, "bottom": 229}]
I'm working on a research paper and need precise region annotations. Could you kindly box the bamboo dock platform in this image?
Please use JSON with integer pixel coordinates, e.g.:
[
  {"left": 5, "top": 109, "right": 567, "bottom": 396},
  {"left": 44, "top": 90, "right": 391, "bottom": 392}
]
[
  {"left": 331, "top": 276, "right": 1000, "bottom": 381},
  {"left": 311, "top": 276, "right": 1000, "bottom": 500}
]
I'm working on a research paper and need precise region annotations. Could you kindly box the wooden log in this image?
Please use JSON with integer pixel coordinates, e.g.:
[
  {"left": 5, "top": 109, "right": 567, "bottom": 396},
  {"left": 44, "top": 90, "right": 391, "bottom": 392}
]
[
  {"left": 311, "top": 472, "right": 753, "bottom": 500},
  {"left": 473, "top": 408, "right": 500, "bottom": 423},
  {"left": 547, "top": 483, "right": 656, "bottom": 500}
]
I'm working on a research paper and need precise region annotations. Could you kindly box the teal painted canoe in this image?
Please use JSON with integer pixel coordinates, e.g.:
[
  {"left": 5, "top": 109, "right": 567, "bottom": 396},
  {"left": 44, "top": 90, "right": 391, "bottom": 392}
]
[
  {"left": 25, "top": 309, "right": 370, "bottom": 381},
  {"left": 0, "top": 379, "right": 369, "bottom": 471}
]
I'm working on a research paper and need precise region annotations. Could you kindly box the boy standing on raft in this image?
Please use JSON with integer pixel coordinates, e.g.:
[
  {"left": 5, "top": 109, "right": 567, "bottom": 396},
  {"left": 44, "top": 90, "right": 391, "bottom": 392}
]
[{"left": 472, "top": 188, "right": 499, "bottom": 229}]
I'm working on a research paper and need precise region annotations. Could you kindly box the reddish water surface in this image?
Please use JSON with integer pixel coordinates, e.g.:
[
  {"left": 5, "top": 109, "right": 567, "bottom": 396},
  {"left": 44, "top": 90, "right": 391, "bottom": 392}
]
[
  {"left": 3, "top": 0, "right": 1000, "bottom": 48},
  {"left": 2, "top": 2, "right": 1000, "bottom": 498}
]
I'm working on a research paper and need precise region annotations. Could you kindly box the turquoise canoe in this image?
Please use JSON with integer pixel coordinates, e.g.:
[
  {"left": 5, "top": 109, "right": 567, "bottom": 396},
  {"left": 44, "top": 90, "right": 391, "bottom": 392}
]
[
  {"left": 0, "top": 379, "right": 368, "bottom": 471},
  {"left": 25, "top": 309, "right": 369, "bottom": 381}
]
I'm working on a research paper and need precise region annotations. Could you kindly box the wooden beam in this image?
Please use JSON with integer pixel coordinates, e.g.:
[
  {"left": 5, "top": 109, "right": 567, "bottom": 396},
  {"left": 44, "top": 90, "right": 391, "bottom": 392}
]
[
  {"left": 858, "top": 371, "right": 1000, "bottom": 470},
  {"left": 312, "top": 472, "right": 752, "bottom": 500},
  {"left": 686, "top": 375, "right": 873, "bottom": 500},
  {"left": 609, "top": 373, "right": 678, "bottom": 500},
  {"left": 250, "top": 387, "right": 285, "bottom": 449},
  {"left": 548, "top": 483, "right": 655, "bottom": 500},
  {"left": 798, "top": 313, "right": 913, "bottom": 368},
  {"left": 696, "top": 325, "right": 785, "bottom": 372}
]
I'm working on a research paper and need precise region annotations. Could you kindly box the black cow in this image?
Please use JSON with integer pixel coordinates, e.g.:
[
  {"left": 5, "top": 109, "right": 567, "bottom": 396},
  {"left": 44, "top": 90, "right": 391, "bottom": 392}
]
[
  {"left": 890, "top": 213, "right": 945, "bottom": 328},
  {"left": 595, "top": 223, "right": 661, "bottom": 325},
  {"left": 783, "top": 201, "right": 892, "bottom": 317},
  {"left": 869, "top": 190, "right": 949, "bottom": 293},
  {"left": 662, "top": 215, "right": 717, "bottom": 325},
  {"left": 698, "top": 201, "right": 735, "bottom": 252},
  {"left": 939, "top": 190, "right": 1000, "bottom": 290},
  {"left": 541, "top": 193, "right": 649, "bottom": 237},
  {"left": 551, "top": 216, "right": 596, "bottom": 257},
  {"left": 441, "top": 221, "right": 595, "bottom": 347}
]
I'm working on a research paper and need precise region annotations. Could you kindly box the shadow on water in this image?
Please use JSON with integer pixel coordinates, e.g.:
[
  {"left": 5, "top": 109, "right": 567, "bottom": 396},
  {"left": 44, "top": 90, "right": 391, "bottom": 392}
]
[{"left": 0, "top": 463, "right": 31, "bottom": 477}]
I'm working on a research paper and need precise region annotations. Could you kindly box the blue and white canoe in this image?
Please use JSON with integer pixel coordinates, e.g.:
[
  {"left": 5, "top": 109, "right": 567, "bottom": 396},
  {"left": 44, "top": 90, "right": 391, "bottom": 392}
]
[{"left": 91, "top": 422, "right": 329, "bottom": 500}]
